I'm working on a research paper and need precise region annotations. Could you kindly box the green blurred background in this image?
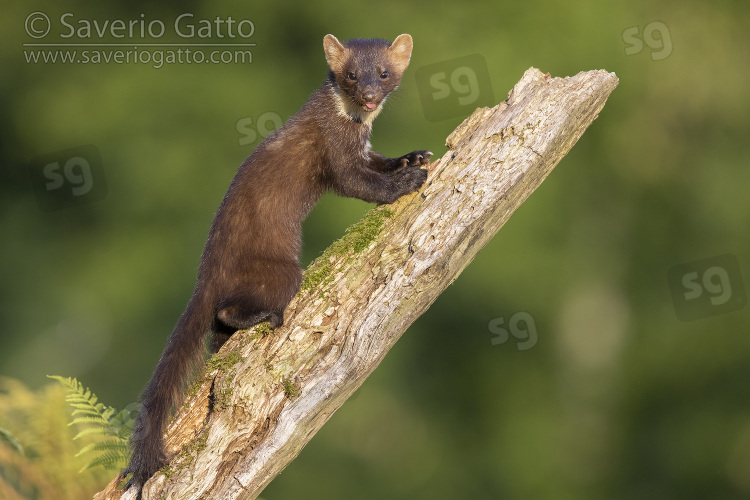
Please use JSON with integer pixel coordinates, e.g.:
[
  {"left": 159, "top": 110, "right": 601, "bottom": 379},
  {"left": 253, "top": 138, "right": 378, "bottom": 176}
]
[{"left": 2, "top": 0, "right": 750, "bottom": 498}]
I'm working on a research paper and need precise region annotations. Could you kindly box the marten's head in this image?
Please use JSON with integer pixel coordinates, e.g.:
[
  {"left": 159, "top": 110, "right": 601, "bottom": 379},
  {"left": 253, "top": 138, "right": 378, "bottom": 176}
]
[{"left": 323, "top": 34, "right": 413, "bottom": 124}]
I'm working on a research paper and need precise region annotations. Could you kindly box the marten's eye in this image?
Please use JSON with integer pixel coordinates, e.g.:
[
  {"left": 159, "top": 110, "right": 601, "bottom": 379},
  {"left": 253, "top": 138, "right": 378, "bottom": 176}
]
[
  {"left": 380, "top": 71, "right": 389, "bottom": 79},
  {"left": 347, "top": 72, "right": 357, "bottom": 81}
]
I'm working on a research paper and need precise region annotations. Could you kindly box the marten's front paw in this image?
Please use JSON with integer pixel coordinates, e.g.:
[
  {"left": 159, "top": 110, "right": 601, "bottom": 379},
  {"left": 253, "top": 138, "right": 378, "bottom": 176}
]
[
  {"left": 399, "top": 150, "right": 432, "bottom": 168},
  {"left": 399, "top": 163, "right": 428, "bottom": 192}
]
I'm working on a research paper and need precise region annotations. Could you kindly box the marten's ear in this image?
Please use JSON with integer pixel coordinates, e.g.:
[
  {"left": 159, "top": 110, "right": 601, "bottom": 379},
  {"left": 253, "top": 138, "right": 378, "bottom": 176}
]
[
  {"left": 388, "top": 34, "right": 413, "bottom": 74},
  {"left": 323, "top": 34, "right": 348, "bottom": 74}
]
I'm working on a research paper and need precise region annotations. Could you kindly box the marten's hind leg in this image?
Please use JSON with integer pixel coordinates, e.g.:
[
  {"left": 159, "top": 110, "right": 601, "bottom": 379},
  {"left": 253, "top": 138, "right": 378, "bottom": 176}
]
[
  {"left": 211, "top": 300, "right": 283, "bottom": 352},
  {"left": 217, "top": 302, "right": 284, "bottom": 329},
  {"left": 210, "top": 259, "right": 301, "bottom": 352}
]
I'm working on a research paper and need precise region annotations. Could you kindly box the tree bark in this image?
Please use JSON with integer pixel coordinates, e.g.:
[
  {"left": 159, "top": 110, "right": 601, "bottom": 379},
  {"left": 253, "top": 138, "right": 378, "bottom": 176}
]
[{"left": 98, "top": 67, "right": 618, "bottom": 500}]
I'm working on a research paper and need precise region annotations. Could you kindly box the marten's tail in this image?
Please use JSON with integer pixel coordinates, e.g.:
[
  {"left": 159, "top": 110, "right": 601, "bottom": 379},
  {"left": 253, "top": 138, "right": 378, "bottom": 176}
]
[{"left": 125, "top": 291, "right": 213, "bottom": 493}]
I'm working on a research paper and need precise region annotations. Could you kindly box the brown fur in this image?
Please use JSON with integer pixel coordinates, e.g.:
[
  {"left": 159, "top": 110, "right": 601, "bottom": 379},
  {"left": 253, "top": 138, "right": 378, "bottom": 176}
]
[{"left": 125, "top": 33, "right": 430, "bottom": 494}]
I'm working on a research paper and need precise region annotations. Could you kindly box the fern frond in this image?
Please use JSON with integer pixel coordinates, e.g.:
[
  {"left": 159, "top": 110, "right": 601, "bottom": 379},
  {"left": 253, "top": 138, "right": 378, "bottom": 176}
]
[
  {"left": 72, "top": 426, "right": 116, "bottom": 440},
  {"left": 79, "top": 448, "right": 129, "bottom": 472},
  {"left": 69, "top": 416, "right": 113, "bottom": 427},
  {"left": 68, "top": 405, "right": 105, "bottom": 414},
  {"left": 73, "top": 441, "right": 99, "bottom": 457},
  {"left": 88, "top": 440, "right": 129, "bottom": 453},
  {"left": 74, "top": 439, "right": 127, "bottom": 458},
  {"left": 47, "top": 374, "right": 78, "bottom": 389},
  {"left": 47, "top": 376, "right": 116, "bottom": 422},
  {"left": 65, "top": 390, "right": 95, "bottom": 403},
  {"left": 48, "top": 374, "right": 137, "bottom": 473}
]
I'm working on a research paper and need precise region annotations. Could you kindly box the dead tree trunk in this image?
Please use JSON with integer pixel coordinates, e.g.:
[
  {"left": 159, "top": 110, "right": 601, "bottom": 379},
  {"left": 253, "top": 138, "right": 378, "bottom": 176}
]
[{"left": 98, "top": 67, "right": 618, "bottom": 499}]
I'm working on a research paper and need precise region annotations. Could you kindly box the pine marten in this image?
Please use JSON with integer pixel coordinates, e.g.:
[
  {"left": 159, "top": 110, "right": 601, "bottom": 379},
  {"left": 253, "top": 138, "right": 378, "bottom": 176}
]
[{"left": 125, "top": 33, "right": 430, "bottom": 494}]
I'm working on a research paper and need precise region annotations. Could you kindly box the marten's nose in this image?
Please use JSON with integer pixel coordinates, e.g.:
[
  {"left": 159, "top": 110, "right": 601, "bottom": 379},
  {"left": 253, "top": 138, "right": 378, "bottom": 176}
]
[{"left": 362, "top": 91, "right": 376, "bottom": 102}]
